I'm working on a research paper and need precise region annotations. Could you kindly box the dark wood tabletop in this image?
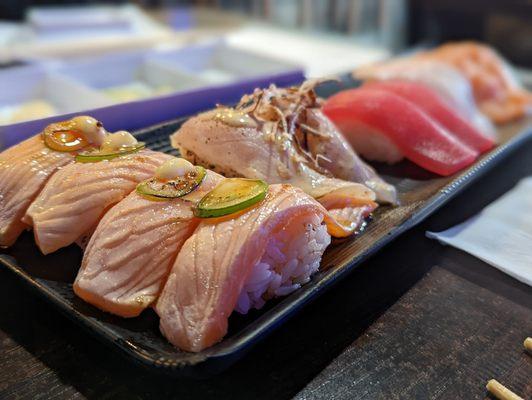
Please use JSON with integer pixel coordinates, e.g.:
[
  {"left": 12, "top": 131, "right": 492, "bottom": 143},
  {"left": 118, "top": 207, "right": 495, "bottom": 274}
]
[{"left": 1, "top": 138, "right": 532, "bottom": 400}]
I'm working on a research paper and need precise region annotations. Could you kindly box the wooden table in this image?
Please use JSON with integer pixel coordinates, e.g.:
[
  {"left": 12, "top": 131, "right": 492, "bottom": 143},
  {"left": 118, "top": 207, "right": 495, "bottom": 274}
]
[{"left": 1, "top": 139, "right": 531, "bottom": 399}]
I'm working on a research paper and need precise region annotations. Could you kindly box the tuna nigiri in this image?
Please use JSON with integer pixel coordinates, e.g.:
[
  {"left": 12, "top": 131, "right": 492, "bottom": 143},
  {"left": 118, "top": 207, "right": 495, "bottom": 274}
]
[
  {"left": 156, "top": 183, "right": 340, "bottom": 352},
  {"left": 323, "top": 87, "right": 479, "bottom": 176},
  {"left": 74, "top": 158, "right": 223, "bottom": 317},
  {"left": 354, "top": 58, "right": 497, "bottom": 137},
  {"left": 362, "top": 80, "right": 495, "bottom": 153},
  {"left": 24, "top": 131, "right": 172, "bottom": 254},
  {"left": 0, "top": 116, "right": 107, "bottom": 247}
]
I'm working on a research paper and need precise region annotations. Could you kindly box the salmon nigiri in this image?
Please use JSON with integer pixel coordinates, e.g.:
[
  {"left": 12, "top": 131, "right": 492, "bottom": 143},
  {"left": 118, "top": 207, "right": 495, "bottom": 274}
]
[
  {"left": 323, "top": 87, "right": 479, "bottom": 176},
  {"left": 422, "top": 42, "right": 532, "bottom": 124},
  {"left": 171, "top": 80, "right": 397, "bottom": 205},
  {"left": 74, "top": 158, "right": 223, "bottom": 317},
  {"left": 156, "top": 183, "right": 346, "bottom": 352},
  {"left": 24, "top": 131, "right": 172, "bottom": 255},
  {"left": 0, "top": 116, "right": 107, "bottom": 247}
]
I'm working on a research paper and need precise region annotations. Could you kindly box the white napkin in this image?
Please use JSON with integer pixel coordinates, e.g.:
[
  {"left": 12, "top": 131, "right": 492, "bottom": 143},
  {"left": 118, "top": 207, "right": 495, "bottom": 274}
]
[{"left": 426, "top": 177, "right": 532, "bottom": 286}]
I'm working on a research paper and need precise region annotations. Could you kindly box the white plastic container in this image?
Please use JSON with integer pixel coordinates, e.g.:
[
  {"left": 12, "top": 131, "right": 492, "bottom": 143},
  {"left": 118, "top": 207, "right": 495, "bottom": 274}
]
[
  {"left": 152, "top": 41, "right": 301, "bottom": 85},
  {"left": 55, "top": 50, "right": 207, "bottom": 104},
  {"left": 0, "top": 42, "right": 304, "bottom": 149},
  {"left": 0, "top": 65, "right": 107, "bottom": 148}
]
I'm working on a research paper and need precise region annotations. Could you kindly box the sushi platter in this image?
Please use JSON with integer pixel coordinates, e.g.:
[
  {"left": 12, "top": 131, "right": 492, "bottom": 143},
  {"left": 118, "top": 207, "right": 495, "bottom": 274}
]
[{"left": 1, "top": 42, "right": 531, "bottom": 376}]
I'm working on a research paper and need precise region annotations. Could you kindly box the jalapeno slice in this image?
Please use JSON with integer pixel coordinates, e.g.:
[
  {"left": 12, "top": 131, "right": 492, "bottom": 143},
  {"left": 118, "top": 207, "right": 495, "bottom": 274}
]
[
  {"left": 136, "top": 166, "right": 206, "bottom": 199},
  {"left": 194, "top": 178, "right": 268, "bottom": 218}
]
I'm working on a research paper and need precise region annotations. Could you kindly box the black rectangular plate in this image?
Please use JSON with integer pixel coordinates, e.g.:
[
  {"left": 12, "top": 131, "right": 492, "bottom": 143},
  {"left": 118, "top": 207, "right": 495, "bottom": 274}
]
[{"left": 1, "top": 78, "right": 531, "bottom": 377}]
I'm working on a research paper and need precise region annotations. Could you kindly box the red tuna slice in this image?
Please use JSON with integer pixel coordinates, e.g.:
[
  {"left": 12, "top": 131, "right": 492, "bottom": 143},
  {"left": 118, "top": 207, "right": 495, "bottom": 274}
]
[
  {"left": 323, "top": 87, "right": 479, "bottom": 176},
  {"left": 363, "top": 80, "right": 495, "bottom": 153}
]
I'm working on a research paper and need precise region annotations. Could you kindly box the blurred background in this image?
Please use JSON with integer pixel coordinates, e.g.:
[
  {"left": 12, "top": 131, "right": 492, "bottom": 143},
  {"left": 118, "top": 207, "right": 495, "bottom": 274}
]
[
  {"left": 1, "top": 0, "right": 531, "bottom": 63},
  {"left": 0, "top": 0, "right": 530, "bottom": 147}
]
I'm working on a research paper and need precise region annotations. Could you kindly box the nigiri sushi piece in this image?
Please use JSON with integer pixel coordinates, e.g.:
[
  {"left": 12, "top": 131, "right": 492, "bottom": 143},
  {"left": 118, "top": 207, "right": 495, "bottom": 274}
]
[
  {"left": 362, "top": 80, "right": 495, "bottom": 152},
  {"left": 303, "top": 107, "right": 397, "bottom": 204},
  {"left": 171, "top": 81, "right": 396, "bottom": 205},
  {"left": 323, "top": 87, "right": 479, "bottom": 176},
  {"left": 354, "top": 59, "right": 496, "bottom": 137},
  {"left": 423, "top": 42, "right": 532, "bottom": 124},
  {"left": 0, "top": 116, "right": 107, "bottom": 247},
  {"left": 173, "top": 113, "right": 378, "bottom": 234},
  {"left": 156, "top": 183, "right": 342, "bottom": 352},
  {"left": 24, "top": 132, "right": 172, "bottom": 254},
  {"left": 74, "top": 158, "right": 223, "bottom": 317}
]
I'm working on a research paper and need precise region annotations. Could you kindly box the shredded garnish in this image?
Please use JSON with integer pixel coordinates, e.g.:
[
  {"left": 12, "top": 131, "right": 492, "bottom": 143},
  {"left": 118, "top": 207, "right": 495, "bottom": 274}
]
[{"left": 229, "top": 79, "right": 338, "bottom": 174}]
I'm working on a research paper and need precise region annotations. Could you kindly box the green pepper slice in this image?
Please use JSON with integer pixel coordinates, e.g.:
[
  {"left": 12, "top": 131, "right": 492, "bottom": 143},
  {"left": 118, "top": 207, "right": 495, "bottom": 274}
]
[
  {"left": 75, "top": 142, "right": 145, "bottom": 163},
  {"left": 194, "top": 178, "right": 268, "bottom": 218},
  {"left": 136, "top": 166, "right": 206, "bottom": 199}
]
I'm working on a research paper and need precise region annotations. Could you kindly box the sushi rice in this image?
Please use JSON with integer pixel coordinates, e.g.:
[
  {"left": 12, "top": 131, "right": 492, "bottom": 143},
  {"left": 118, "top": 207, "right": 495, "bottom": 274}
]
[{"left": 236, "top": 213, "right": 331, "bottom": 313}]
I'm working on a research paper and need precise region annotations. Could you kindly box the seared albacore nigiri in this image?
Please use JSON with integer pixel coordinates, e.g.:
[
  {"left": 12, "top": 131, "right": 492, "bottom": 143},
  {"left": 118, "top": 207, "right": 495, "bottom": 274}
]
[
  {"left": 171, "top": 80, "right": 397, "bottom": 205},
  {"left": 323, "top": 87, "right": 478, "bottom": 176},
  {"left": 74, "top": 158, "right": 223, "bottom": 317},
  {"left": 156, "top": 183, "right": 346, "bottom": 352},
  {"left": 0, "top": 116, "right": 106, "bottom": 247},
  {"left": 362, "top": 81, "right": 495, "bottom": 153},
  {"left": 24, "top": 131, "right": 172, "bottom": 254}
]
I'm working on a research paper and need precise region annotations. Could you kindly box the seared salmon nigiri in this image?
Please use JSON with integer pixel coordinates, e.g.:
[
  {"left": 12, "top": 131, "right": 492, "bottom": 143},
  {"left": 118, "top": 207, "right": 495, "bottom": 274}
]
[
  {"left": 74, "top": 158, "right": 223, "bottom": 317},
  {"left": 0, "top": 116, "right": 107, "bottom": 247},
  {"left": 156, "top": 182, "right": 351, "bottom": 352},
  {"left": 24, "top": 130, "right": 172, "bottom": 255}
]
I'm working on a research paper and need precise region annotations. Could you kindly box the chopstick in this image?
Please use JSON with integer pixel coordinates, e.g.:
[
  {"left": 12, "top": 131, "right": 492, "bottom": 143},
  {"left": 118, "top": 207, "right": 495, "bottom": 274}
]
[
  {"left": 484, "top": 337, "right": 531, "bottom": 400},
  {"left": 486, "top": 380, "right": 524, "bottom": 400},
  {"left": 524, "top": 337, "right": 532, "bottom": 353}
]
